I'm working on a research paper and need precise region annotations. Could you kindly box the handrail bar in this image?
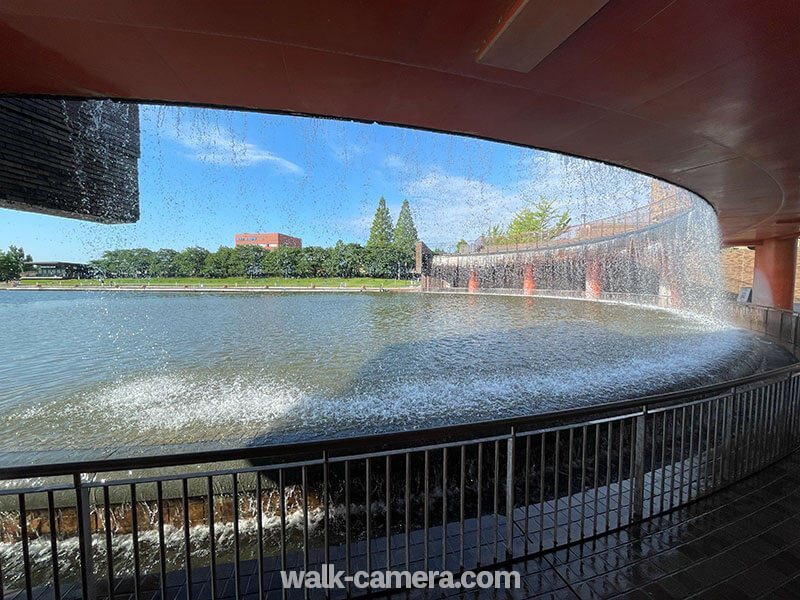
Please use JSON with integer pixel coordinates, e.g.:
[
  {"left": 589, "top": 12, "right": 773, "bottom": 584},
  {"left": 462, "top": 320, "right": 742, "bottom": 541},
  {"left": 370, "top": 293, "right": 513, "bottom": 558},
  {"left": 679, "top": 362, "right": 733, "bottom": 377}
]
[
  {"left": 436, "top": 209, "right": 690, "bottom": 258},
  {"left": 744, "top": 302, "right": 797, "bottom": 315}
]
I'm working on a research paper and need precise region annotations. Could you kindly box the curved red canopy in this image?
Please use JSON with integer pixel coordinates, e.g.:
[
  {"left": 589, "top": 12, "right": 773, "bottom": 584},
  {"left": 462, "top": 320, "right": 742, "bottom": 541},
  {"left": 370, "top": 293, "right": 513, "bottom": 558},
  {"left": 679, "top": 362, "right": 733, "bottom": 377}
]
[{"left": 1, "top": 0, "right": 799, "bottom": 245}]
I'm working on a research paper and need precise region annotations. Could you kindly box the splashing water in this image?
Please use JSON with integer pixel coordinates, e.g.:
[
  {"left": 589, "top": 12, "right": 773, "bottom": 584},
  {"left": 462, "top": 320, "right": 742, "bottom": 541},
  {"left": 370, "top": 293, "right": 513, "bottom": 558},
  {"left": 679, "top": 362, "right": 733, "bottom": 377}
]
[
  {"left": 429, "top": 189, "right": 725, "bottom": 318},
  {"left": 0, "top": 290, "right": 782, "bottom": 460}
]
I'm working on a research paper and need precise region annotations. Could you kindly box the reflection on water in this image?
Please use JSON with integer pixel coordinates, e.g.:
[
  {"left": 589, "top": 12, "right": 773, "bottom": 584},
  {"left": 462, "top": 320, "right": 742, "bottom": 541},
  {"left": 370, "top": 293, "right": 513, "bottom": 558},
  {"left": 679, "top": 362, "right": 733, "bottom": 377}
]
[{"left": 0, "top": 290, "right": 773, "bottom": 457}]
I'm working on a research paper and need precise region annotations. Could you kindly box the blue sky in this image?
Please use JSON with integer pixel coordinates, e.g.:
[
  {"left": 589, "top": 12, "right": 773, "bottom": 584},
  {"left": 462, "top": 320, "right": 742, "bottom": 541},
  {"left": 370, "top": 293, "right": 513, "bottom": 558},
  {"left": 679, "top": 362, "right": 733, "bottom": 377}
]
[{"left": 0, "top": 104, "right": 656, "bottom": 263}]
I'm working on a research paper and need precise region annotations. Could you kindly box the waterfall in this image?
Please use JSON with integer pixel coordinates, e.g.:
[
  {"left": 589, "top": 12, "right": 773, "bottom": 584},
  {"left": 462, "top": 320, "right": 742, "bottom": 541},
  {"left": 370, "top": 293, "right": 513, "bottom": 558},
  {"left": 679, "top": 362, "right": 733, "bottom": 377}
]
[{"left": 428, "top": 189, "right": 724, "bottom": 317}]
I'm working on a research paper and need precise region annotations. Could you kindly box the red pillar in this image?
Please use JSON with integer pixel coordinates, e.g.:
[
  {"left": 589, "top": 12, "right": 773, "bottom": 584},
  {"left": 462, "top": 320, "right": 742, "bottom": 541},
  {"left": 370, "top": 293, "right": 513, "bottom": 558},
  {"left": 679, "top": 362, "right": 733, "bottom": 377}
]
[
  {"left": 753, "top": 237, "right": 797, "bottom": 309},
  {"left": 523, "top": 264, "right": 535, "bottom": 295},
  {"left": 585, "top": 259, "right": 602, "bottom": 300},
  {"left": 468, "top": 268, "right": 478, "bottom": 293}
]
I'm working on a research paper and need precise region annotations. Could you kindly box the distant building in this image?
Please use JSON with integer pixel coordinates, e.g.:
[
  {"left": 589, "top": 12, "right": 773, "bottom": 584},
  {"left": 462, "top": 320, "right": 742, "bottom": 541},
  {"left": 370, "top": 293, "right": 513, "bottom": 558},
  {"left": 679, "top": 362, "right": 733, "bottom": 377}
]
[
  {"left": 234, "top": 233, "right": 302, "bottom": 250},
  {"left": 22, "top": 261, "right": 91, "bottom": 279}
]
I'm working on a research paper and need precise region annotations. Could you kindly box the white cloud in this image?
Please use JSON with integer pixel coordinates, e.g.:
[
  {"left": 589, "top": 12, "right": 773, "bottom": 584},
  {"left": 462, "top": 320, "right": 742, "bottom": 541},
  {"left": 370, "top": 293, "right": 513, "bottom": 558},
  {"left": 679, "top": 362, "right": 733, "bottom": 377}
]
[
  {"left": 403, "top": 169, "right": 523, "bottom": 244},
  {"left": 323, "top": 170, "right": 521, "bottom": 246},
  {"left": 328, "top": 141, "right": 367, "bottom": 164},
  {"left": 383, "top": 154, "right": 407, "bottom": 170},
  {"left": 159, "top": 112, "right": 303, "bottom": 174},
  {"left": 376, "top": 152, "right": 658, "bottom": 248}
]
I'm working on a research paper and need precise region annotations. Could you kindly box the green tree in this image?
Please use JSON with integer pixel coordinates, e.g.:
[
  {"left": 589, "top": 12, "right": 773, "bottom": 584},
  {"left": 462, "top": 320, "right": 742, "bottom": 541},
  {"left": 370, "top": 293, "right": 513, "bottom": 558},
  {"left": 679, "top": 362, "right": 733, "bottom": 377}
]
[
  {"left": 393, "top": 199, "right": 417, "bottom": 256},
  {"left": 0, "top": 246, "right": 28, "bottom": 280},
  {"left": 0, "top": 254, "right": 18, "bottom": 281},
  {"left": 301, "top": 246, "right": 330, "bottom": 277},
  {"left": 393, "top": 199, "right": 417, "bottom": 275},
  {"left": 89, "top": 257, "right": 109, "bottom": 276},
  {"left": 175, "top": 246, "right": 210, "bottom": 277},
  {"left": 365, "top": 197, "right": 403, "bottom": 278},
  {"left": 149, "top": 248, "right": 179, "bottom": 277},
  {"left": 202, "top": 246, "right": 236, "bottom": 278},
  {"left": 326, "top": 240, "right": 364, "bottom": 277},
  {"left": 364, "top": 243, "right": 401, "bottom": 278},
  {"left": 325, "top": 240, "right": 345, "bottom": 277},
  {"left": 506, "top": 197, "right": 570, "bottom": 243},
  {"left": 129, "top": 248, "right": 155, "bottom": 277},
  {"left": 232, "top": 244, "right": 266, "bottom": 278},
  {"left": 260, "top": 249, "right": 279, "bottom": 277},
  {"left": 294, "top": 249, "right": 314, "bottom": 278},
  {"left": 482, "top": 225, "right": 507, "bottom": 247},
  {"left": 98, "top": 249, "right": 130, "bottom": 276},
  {"left": 341, "top": 243, "right": 365, "bottom": 277},
  {"left": 9, "top": 246, "right": 32, "bottom": 264},
  {"left": 261, "top": 247, "right": 301, "bottom": 277},
  {"left": 367, "top": 196, "right": 394, "bottom": 248},
  {"left": 89, "top": 248, "right": 153, "bottom": 277}
]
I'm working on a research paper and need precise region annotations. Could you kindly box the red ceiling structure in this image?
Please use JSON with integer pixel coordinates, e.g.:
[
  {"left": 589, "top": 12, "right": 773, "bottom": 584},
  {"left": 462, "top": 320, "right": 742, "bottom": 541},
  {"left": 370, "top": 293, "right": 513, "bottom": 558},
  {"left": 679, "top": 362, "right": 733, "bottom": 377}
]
[{"left": 1, "top": 0, "right": 799, "bottom": 247}]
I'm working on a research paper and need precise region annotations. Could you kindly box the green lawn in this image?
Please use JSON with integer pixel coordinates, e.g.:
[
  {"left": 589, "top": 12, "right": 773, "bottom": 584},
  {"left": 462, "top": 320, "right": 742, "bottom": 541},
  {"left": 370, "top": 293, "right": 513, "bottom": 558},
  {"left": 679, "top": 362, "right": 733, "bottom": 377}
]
[{"left": 11, "top": 276, "right": 418, "bottom": 288}]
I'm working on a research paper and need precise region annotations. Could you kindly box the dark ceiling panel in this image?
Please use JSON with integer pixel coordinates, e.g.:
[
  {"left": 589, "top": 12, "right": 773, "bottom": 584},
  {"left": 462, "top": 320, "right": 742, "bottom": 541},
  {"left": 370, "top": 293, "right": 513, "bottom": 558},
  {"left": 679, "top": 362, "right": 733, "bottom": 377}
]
[{"left": 477, "top": 0, "right": 610, "bottom": 73}]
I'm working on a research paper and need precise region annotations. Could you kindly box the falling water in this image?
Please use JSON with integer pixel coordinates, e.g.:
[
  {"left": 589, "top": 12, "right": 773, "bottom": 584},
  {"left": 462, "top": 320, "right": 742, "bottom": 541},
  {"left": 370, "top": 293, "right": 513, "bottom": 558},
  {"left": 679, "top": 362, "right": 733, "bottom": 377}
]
[
  {"left": 428, "top": 186, "right": 724, "bottom": 318},
  {"left": 59, "top": 99, "right": 139, "bottom": 222}
]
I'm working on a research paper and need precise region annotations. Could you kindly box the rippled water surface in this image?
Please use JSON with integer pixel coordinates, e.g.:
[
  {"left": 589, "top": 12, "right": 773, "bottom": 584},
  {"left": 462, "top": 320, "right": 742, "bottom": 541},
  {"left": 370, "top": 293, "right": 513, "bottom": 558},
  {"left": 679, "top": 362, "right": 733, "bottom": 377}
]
[{"left": 0, "top": 290, "right": 770, "bottom": 457}]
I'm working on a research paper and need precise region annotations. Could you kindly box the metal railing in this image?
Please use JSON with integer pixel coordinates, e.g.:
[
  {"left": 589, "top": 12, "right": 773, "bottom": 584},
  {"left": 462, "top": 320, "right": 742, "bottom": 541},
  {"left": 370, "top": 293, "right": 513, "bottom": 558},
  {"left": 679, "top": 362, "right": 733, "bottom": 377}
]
[
  {"left": 435, "top": 194, "right": 692, "bottom": 255},
  {"left": 730, "top": 302, "right": 800, "bottom": 353},
  {"left": 1, "top": 301, "right": 799, "bottom": 599}
]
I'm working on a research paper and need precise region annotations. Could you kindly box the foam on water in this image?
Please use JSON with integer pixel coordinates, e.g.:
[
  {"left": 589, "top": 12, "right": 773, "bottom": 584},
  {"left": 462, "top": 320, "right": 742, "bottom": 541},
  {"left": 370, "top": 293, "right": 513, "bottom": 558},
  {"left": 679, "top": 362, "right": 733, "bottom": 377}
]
[
  {"left": 0, "top": 493, "right": 326, "bottom": 586},
  {"left": 1, "top": 311, "right": 765, "bottom": 451}
]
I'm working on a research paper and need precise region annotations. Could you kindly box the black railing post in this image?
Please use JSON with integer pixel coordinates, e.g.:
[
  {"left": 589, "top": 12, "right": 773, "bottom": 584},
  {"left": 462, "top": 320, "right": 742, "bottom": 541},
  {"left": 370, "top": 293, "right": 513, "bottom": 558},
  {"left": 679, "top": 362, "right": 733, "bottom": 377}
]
[
  {"left": 722, "top": 388, "right": 736, "bottom": 482},
  {"left": 780, "top": 311, "right": 786, "bottom": 342},
  {"left": 74, "top": 473, "right": 95, "bottom": 600},
  {"left": 782, "top": 373, "right": 793, "bottom": 455},
  {"left": 505, "top": 428, "right": 516, "bottom": 559},
  {"left": 632, "top": 409, "right": 647, "bottom": 521}
]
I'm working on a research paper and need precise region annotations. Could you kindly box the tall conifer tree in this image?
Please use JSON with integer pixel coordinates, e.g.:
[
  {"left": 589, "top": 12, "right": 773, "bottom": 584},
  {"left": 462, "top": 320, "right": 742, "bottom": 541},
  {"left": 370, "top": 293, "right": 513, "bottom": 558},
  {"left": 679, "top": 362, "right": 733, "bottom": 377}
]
[
  {"left": 367, "top": 196, "right": 394, "bottom": 247},
  {"left": 393, "top": 199, "right": 418, "bottom": 257}
]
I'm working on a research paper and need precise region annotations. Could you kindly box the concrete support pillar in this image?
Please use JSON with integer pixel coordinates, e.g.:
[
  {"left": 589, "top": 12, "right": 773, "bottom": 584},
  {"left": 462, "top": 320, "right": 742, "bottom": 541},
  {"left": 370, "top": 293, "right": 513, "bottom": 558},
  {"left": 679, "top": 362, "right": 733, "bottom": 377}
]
[
  {"left": 415, "top": 240, "right": 433, "bottom": 291},
  {"left": 468, "top": 268, "right": 479, "bottom": 293},
  {"left": 523, "top": 264, "right": 535, "bottom": 295},
  {"left": 585, "top": 259, "right": 602, "bottom": 300},
  {"left": 753, "top": 237, "right": 797, "bottom": 310}
]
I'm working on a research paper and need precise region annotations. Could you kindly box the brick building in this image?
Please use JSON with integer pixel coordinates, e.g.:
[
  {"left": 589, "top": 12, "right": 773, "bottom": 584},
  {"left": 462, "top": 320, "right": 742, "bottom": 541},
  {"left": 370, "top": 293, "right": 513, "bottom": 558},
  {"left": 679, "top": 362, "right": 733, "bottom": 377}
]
[{"left": 234, "top": 233, "right": 302, "bottom": 250}]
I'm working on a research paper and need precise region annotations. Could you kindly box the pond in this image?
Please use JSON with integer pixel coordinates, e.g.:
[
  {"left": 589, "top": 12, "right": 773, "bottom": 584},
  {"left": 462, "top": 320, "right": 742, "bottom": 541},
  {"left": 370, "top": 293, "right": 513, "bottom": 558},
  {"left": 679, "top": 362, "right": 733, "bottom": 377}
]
[{"left": 0, "top": 290, "right": 782, "bottom": 461}]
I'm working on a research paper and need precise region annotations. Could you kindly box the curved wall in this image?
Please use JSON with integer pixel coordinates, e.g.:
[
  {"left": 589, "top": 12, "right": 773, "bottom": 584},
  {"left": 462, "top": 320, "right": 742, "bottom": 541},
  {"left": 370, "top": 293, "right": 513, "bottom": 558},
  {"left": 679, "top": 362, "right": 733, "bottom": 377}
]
[{"left": 426, "top": 189, "right": 724, "bottom": 316}]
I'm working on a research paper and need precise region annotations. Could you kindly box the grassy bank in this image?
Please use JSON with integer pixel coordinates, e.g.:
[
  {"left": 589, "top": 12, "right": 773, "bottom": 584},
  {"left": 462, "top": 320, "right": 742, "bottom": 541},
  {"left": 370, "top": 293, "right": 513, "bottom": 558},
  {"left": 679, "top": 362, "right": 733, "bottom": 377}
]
[{"left": 11, "top": 277, "right": 418, "bottom": 288}]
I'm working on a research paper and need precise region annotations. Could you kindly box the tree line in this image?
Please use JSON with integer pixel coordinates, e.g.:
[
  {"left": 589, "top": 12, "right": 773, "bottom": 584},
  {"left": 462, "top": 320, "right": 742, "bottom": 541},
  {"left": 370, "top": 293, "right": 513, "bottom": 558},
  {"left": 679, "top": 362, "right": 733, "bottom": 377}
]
[{"left": 89, "top": 198, "right": 419, "bottom": 279}]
